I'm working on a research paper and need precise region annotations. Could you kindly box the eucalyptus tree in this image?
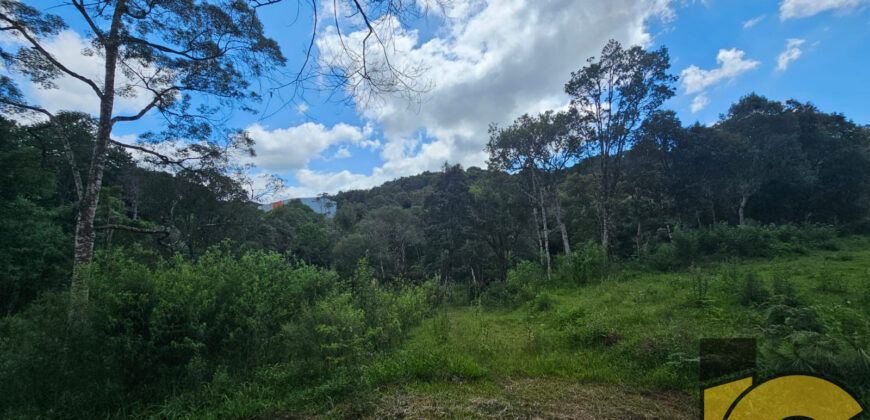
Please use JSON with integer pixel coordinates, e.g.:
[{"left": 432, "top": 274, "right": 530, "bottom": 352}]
[
  {"left": 487, "top": 110, "right": 578, "bottom": 278},
  {"left": 565, "top": 39, "right": 676, "bottom": 252}
]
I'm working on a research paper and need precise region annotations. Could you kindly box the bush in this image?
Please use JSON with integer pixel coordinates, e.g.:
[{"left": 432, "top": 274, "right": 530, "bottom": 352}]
[
  {"left": 481, "top": 261, "right": 543, "bottom": 308},
  {"left": 647, "top": 223, "right": 840, "bottom": 270},
  {"left": 530, "top": 292, "right": 555, "bottom": 312},
  {"left": 0, "top": 248, "right": 433, "bottom": 419},
  {"left": 555, "top": 241, "right": 606, "bottom": 284}
]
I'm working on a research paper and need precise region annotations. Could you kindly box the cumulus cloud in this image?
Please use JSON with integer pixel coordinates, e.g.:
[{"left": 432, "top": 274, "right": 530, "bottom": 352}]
[
  {"left": 780, "top": 0, "right": 867, "bottom": 20},
  {"left": 679, "top": 48, "right": 759, "bottom": 112},
  {"left": 743, "top": 14, "right": 766, "bottom": 28},
  {"left": 681, "top": 49, "right": 760, "bottom": 94},
  {"left": 2, "top": 30, "right": 163, "bottom": 116},
  {"left": 776, "top": 38, "right": 806, "bottom": 71},
  {"left": 690, "top": 94, "right": 710, "bottom": 113},
  {"left": 246, "top": 122, "right": 379, "bottom": 173},
  {"left": 281, "top": 0, "right": 676, "bottom": 195}
]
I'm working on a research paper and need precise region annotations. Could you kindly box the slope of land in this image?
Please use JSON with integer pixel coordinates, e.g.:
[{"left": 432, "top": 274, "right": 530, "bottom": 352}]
[{"left": 317, "top": 236, "right": 870, "bottom": 419}]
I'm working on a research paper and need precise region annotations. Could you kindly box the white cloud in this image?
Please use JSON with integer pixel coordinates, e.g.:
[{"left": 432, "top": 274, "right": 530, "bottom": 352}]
[
  {"left": 691, "top": 94, "right": 710, "bottom": 113},
  {"left": 776, "top": 38, "right": 806, "bottom": 71},
  {"left": 285, "top": 0, "right": 676, "bottom": 195},
  {"left": 679, "top": 48, "right": 759, "bottom": 114},
  {"left": 3, "top": 30, "right": 163, "bottom": 116},
  {"left": 743, "top": 14, "right": 766, "bottom": 28},
  {"left": 246, "top": 121, "right": 378, "bottom": 173},
  {"left": 780, "top": 0, "right": 868, "bottom": 20},
  {"left": 333, "top": 147, "right": 352, "bottom": 159},
  {"left": 680, "top": 49, "right": 760, "bottom": 94}
]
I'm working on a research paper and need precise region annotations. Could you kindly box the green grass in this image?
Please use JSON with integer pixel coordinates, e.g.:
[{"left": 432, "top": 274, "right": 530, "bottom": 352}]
[
  {"left": 164, "top": 236, "right": 870, "bottom": 418},
  {"left": 339, "top": 236, "right": 870, "bottom": 418}
]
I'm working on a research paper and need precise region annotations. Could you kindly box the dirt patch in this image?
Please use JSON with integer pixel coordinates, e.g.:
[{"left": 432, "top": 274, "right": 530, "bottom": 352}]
[{"left": 362, "top": 378, "right": 696, "bottom": 419}]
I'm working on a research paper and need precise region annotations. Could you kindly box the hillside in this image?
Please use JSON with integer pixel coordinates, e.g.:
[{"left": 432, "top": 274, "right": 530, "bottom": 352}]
[{"left": 160, "top": 236, "right": 870, "bottom": 419}]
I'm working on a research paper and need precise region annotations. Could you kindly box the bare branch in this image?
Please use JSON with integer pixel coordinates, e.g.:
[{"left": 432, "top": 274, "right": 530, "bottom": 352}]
[
  {"left": 71, "top": 0, "right": 105, "bottom": 42},
  {"left": 111, "top": 87, "right": 176, "bottom": 124},
  {"left": 0, "top": 13, "right": 103, "bottom": 98},
  {"left": 109, "top": 138, "right": 205, "bottom": 169},
  {"left": 0, "top": 97, "right": 53, "bottom": 118},
  {"left": 95, "top": 224, "right": 169, "bottom": 235}
]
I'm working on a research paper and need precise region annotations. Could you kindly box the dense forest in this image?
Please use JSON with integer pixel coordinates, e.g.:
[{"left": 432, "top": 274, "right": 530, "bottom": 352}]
[{"left": 1, "top": 2, "right": 870, "bottom": 416}]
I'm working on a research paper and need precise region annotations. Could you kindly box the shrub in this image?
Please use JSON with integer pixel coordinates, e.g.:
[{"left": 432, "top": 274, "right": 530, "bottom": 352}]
[
  {"left": 689, "top": 266, "right": 710, "bottom": 306},
  {"left": 530, "top": 292, "right": 555, "bottom": 312},
  {"left": 646, "top": 242, "right": 680, "bottom": 271},
  {"left": 0, "top": 248, "right": 433, "bottom": 418},
  {"left": 555, "top": 241, "right": 606, "bottom": 284},
  {"left": 481, "top": 261, "right": 543, "bottom": 308},
  {"left": 647, "top": 223, "right": 839, "bottom": 270}
]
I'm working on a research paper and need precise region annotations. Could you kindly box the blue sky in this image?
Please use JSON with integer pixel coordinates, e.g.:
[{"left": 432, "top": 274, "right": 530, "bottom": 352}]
[{"left": 6, "top": 0, "right": 870, "bottom": 200}]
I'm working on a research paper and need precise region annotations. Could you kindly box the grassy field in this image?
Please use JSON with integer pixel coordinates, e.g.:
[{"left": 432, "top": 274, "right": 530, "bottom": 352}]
[
  {"left": 323, "top": 236, "right": 870, "bottom": 419},
  {"left": 159, "top": 236, "right": 870, "bottom": 419}
]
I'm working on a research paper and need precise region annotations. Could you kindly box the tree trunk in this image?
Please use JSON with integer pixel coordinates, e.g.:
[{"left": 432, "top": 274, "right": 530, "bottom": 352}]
[
  {"left": 600, "top": 203, "right": 610, "bottom": 254},
  {"left": 532, "top": 205, "right": 544, "bottom": 267},
  {"left": 635, "top": 221, "right": 642, "bottom": 257},
  {"left": 552, "top": 191, "right": 571, "bottom": 260},
  {"left": 70, "top": 1, "right": 125, "bottom": 309},
  {"left": 738, "top": 193, "right": 749, "bottom": 226},
  {"left": 538, "top": 187, "right": 552, "bottom": 282}
]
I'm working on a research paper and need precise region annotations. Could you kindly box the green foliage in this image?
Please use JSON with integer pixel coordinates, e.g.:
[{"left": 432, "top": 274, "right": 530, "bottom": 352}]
[
  {"left": 481, "top": 261, "right": 544, "bottom": 308},
  {"left": 689, "top": 265, "right": 710, "bottom": 306},
  {"left": 554, "top": 240, "right": 606, "bottom": 285},
  {"left": 760, "top": 300, "right": 870, "bottom": 398},
  {"left": 530, "top": 292, "right": 556, "bottom": 312},
  {"left": 0, "top": 197, "right": 69, "bottom": 313},
  {"left": 646, "top": 223, "right": 838, "bottom": 270},
  {"left": 738, "top": 271, "right": 770, "bottom": 307},
  {"left": 0, "top": 248, "right": 433, "bottom": 419}
]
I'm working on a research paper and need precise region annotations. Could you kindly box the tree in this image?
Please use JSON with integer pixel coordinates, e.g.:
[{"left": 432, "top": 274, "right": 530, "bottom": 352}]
[
  {"left": 565, "top": 39, "right": 676, "bottom": 252},
  {"left": 786, "top": 100, "right": 870, "bottom": 223},
  {"left": 487, "top": 111, "right": 578, "bottom": 279},
  {"left": 624, "top": 110, "right": 684, "bottom": 254},
  {"left": 717, "top": 94, "right": 806, "bottom": 225},
  {"left": 0, "top": 1, "right": 286, "bottom": 306},
  {"left": 423, "top": 163, "right": 472, "bottom": 284},
  {"left": 357, "top": 206, "right": 422, "bottom": 280},
  {"left": 467, "top": 171, "right": 536, "bottom": 283},
  {"left": 0, "top": 117, "right": 69, "bottom": 313}
]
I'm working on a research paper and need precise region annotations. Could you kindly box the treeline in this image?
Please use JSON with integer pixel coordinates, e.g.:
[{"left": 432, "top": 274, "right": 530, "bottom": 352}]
[
  {"left": 329, "top": 95, "right": 870, "bottom": 285},
  {"left": 3, "top": 93, "right": 869, "bottom": 313}
]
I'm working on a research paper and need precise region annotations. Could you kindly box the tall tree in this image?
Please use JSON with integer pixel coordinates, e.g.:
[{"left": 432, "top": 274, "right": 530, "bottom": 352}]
[
  {"left": 624, "top": 110, "right": 683, "bottom": 253},
  {"left": 717, "top": 94, "right": 806, "bottom": 225},
  {"left": 0, "top": 0, "right": 284, "bottom": 305},
  {"left": 565, "top": 39, "right": 676, "bottom": 252},
  {"left": 423, "top": 163, "right": 472, "bottom": 284},
  {"left": 487, "top": 111, "right": 578, "bottom": 278}
]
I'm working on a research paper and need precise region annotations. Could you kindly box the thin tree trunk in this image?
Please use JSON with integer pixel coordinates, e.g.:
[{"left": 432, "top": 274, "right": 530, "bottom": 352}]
[
  {"left": 532, "top": 205, "right": 544, "bottom": 265},
  {"left": 538, "top": 186, "right": 552, "bottom": 282},
  {"left": 738, "top": 194, "right": 748, "bottom": 226},
  {"left": 552, "top": 190, "right": 571, "bottom": 260},
  {"left": 635, "top": 221, "right": 642, "bottom": 257},
  {"left": 70, "top": 1, "right": 125, "bottom": 309}
]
